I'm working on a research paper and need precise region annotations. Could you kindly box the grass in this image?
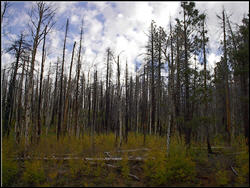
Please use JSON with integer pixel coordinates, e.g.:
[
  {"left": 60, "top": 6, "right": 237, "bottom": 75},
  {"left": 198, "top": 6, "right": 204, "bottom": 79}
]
[{"left": 2, "top": 131, "right": 249, "bottom": 187}]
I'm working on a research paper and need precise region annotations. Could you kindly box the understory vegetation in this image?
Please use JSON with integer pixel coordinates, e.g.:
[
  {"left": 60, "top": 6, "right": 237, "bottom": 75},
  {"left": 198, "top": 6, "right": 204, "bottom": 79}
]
[{"left": 3, "top": 132, "right": 249, "bottom": 187}]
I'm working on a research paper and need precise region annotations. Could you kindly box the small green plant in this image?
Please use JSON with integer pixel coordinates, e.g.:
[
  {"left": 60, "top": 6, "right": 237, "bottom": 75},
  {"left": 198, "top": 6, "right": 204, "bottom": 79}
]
[
  {"left": 2, "top": 159, "right": 19, "bottom": 187},
  {"left": 68, "top": 159, "right": 86, "bottom": 178},
  {"left": 143, "top": 146, "right": 196, "bottom": 186},
  {"left": 120, "top": 154, "right": 130, "bottom": 179},
  {"left": 22, "top": 160, "right": 46, "bottom": 186},
  {"left": 165, "top": 155, "right": 196, "bottom": 184},
  {"left": 94, "top": 157, "right": 105, "bottom": 177},
  {"left": 215, "top": 170, "right": 229, "bottom": 186},
  {"left": 235, "top": 147, "right": 249, "bottom": 185},
  {"left": 105, "top": 171, "right": 116, "bottom": 185}
]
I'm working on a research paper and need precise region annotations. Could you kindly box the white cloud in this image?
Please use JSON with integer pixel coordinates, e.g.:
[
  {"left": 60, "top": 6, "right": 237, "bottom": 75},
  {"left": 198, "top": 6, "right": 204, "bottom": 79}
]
[
  {"left": 1, "top": 52, "right": 15, "bottom": 69},
  {"left": 207, "top": 53, "right": 221, "bottom": 73},
  {"left": 71, "top": 15, "right": 79, "bottom": 25},
  {"left": 1, "top": 1, "right": 249, "bottom": 82}
]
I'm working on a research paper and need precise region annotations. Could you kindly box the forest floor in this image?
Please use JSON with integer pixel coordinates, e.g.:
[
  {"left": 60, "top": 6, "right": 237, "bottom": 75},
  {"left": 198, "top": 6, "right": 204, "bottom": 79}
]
[{"left": 2, "top": 132, "right": 249, "bottom": 187}]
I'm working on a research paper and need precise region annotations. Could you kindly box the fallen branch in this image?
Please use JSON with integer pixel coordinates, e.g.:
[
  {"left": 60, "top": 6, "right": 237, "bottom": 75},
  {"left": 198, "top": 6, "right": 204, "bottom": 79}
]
[
  {"left": 224, "top": 151, "right": 247, "bottom": 155},
  {"left": 128, "top": 173, "right": 140, "bottom": 181},
  {"left": 105, "top": 163, "right": 118, "bottom": 168},
  {"left": 231, "top": 166, "right": 238, "bottom": 176},
  {"left": 104, "top": 163, "right": 140, "bottom": 181}
]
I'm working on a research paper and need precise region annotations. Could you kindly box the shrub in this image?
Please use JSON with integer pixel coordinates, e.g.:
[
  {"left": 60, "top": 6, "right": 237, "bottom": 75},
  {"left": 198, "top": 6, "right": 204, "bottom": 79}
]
[
  {"left": 143, "top": 148, "right": 196, "bottom": 186},
  {"left": 22, "top": 160, "right": 46, "bottom": 186},
  {"left": 165, "top": 155, "right": 196, "bottom": 184},
  {"left": 68, "top": 159, "right": 86, "bottom": 178},
  {"left": 120, "top": 154, "right": 130, "bottom": 179},
  {"left": 2, "top": 159, "right": 19, "bottom": 187},
  {"left": 235, "top": 147, "right": 249, "bottom": 185},
  {"left": 215, "top": 170, "right": 229, "bottom": 186}
]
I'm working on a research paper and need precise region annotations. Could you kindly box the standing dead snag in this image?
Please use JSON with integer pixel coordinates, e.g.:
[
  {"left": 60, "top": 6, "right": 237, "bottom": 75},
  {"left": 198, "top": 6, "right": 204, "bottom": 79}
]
[
  {"left": 50, "top": 59, "right": 59, "bottom": 129},
  {"left": 117, "top": 54, "right": 123, "bottom": 147},
  {"left": 105, "top": 48, "right": 111, "bottom": 134},
  {"left": 200, "top": 14, "right": 213, "bottom": 154},
  {"left": 125, "top": 61, "right": 129, "bottom": 143},
  {"left": 222, "top": 9, "right": 232, "bottom": 145},
  {"left": 15, "top": 57, "right": 26, "bottom": 144},
  {"left": 4, "top": 34, "right": 24, "bottom": 137},
  {"left": 166, "top": 21, "right": 175, "bottom": 156},
  {"left": 150, "top": 21, "right": 156, "bottom": 135},
  {"left": 74, "top": 20, "right": 83, "bottom": 137},
  {"left": 25, "top": 2, "right": 56, "bottom": 146},
  {"left": 37, "top": 25, "right": 47, "bottom": 143},
  {"left": 57, "top": 18, "right": 69, "bottom": 140},
  {"left": 62, "top": 41, "right": 76, "bottom": 136}
]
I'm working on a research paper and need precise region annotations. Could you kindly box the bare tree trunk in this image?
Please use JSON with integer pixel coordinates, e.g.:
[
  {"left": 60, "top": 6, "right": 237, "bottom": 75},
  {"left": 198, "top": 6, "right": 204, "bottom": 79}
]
[
  {"left": 15, "top": 59, "right": 26, "bottom": 144},
  {"left": 222, "top": 9, "right": 231, "bottom": 145},
  {"left": 202, "top": 18, "right": 213, "bottom": 154},
  {"left": 183, "top": 4, "right": 191, "bottom": 148},
  {"left": 37, "top": 25, "right": 47, "bottom": 143},
  {"left": 50, "top": 60, "right": 59, "bottom": 129},
  {"left": 57, "top": 19, "right": 69, "bottom": 140},
  {"left": 4, "top": 34, "right": 23, "bottom": 137},
  {"left": 125, "top": 61, "right": 129, "bottom": 143},
  {"left": 150, "top": 22, "right": 156, "bottom": 136},
  {"left": 105, "top": 49, "right": 110, "bottom": 135},
  {"left": 25, "top": 2, "right": 56, "bottom": 147},
  {"left": 74, "top": 21, "right": 83, "bottom": 138},
  {"left": 62, "top": 41, "right": 76, "bottom": 136}
]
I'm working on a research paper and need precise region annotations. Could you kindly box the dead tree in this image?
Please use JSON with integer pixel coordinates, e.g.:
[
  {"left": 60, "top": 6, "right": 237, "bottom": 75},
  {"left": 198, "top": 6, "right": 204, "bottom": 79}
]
[
  {"left": 57, "top": 18, "right": 69, "bottom": 140},
  {"left": 74, "top": 21, "right": 83, "bottom": 137},
  {"left": 62, "top": 41, "right": 76, "bottom": 136},
  {"left": 37, "top": 25, "right": 47, "bottom": 143},
  {"left": 25, "top": 2, "right": 56, "bottom": 146}
]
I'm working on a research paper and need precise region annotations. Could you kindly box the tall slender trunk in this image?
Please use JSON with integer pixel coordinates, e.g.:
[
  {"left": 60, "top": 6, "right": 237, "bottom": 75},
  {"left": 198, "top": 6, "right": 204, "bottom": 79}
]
[
  {"left": 167, "top": 22, "right": 175, "bottom": 154},
  {"left": 175, "top": 33, "right": 181, "bottom": 141},
  {"left": 222, "top": 10, "right": 231, "bottom": 145},
  {"left": 37, "top": 25, "right": 47, "bottom": 143},
  {"left": 75, "top": 22, "right": 83, "bottom": 137},
  {"left": 63, "top": 41, "right": 76, "bottom": 136},
  {"left": 57, "top": 19, "right": 69, "bottom": 140},
  {"left": 15, "top": 59, "right": 26, "bottom": 144},
  {"left": 202, "top": 19, "right": 213, "bottom": 154},
  {"left": 183, "top": 4, "right": 191, "bottom": 148},
  {"left": 125, "top": 61, "right": 129, "bottom": 143},
  {"left": 50, "top": 60, "right": 59, "bottom": 129},
  {"left": 4, "top": 34, "right": 23, "bottom": 137},
  {"left": 25, "top": 7, "right": 43, "bottom": 147},
  {"left": 157, "top": 28, "right": 162, "bottom": 135},
  {"left": 151, "top": 22, "right": 155, "bottom": 136}
]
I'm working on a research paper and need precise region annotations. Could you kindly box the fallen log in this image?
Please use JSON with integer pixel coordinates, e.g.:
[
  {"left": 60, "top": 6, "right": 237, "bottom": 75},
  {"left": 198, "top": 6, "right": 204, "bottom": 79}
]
[
  {"left": 192, "top": 146, "right": 232, "bottom": 150},
  {"left": 116, "top": 148, "right": 150, "bottom": 153},
  {"left": 13, "top": 156, "right": 153, "bottom": 161},
  {"left": 84, "top": 157, "right": 147, "bottom": 161}
]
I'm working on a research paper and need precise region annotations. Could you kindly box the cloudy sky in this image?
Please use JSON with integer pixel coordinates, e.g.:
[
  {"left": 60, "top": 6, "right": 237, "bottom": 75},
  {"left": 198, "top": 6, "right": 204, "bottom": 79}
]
[{"left": 1, "top": 1, "right": 249, "bottom": 81}]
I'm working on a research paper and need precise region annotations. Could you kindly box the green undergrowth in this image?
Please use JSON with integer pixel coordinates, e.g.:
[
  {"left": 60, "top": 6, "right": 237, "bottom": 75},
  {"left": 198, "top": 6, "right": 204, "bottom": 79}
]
[
  {"left": 2, "top": 132, "right": 249, "bottom": 187},
  {"left": 235, "top": 144, "right": 249, "bottom": 186},
  {"left": 143, "top": 137, "right": 196, "bottom": 186}
]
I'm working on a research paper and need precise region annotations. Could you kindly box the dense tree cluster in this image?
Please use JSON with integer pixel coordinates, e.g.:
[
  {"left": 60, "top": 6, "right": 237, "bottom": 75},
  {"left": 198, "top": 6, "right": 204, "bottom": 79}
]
[{"left": 1, "top": 2, "right": 249, "bottom": 152}]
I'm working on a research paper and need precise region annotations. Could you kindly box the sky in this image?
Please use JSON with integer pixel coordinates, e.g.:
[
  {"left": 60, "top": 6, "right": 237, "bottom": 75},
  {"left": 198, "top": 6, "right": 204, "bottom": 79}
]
[{"left": 1, "top": 1, "right": 249, "bottom": 82}]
